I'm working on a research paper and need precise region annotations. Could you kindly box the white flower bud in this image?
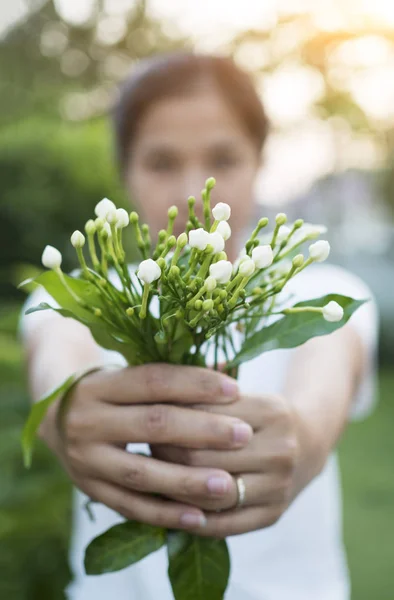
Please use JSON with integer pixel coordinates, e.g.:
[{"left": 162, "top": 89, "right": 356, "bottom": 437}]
[
  {"left": 102, "top": 222, "right": 112, "bottom": 237},
  {"left": 106, "top": 208, "right": 117, "bottom": 224},
  {"left": 252, "top": 245, "right": 273, "bottom": 269},
  {"left": 208, "top": 232, "right": 225, "bottom": 254},
  {"left": 216, "top": 221, "right": 231, "bottom": 241},
  {"left": 42, "top": 245, "right": 62, "bottom": 269},
  {"left": 209, "top": 260, "right": 233, "bottom": 284},
  {"left": 188, "top": 228, "right": 210, "bottom": 251},
  {"left": 137, "top": 259, "right": 161, "bottom": 284},
  {"left": 205, "top": 276, "right": 217, "bottom": 291},
  {"left": 115, "top": 208, "right": 129, "bottom": 229},
  {"left": 239, "top": 257, "right": 255, "bottom": 277},
  {"left": 71, "top": 230, "right": 85, "bottom": 248},
  {"left": 212, "top": 202, "right": 231, "bottom": 221},
  {"left": 277, "top": 225, "right": 291, "bottom": 244},
  {"left": 309, "top": 240, "right": 330, "bottom": 262},
  {"left": 94, "top": 197, "right": 116, "bottom": 219},
  {"left": 322, "top": 301, "right": 344, "bottom": 322}
]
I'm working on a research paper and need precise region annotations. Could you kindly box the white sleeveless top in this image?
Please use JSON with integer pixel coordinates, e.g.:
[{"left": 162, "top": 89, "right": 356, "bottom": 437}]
[{"left": 21, "top": 264, "right": 378, "bottom": 600}]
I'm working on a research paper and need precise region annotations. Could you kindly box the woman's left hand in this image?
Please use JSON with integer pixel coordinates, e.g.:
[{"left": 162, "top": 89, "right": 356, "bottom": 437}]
[{"left": 151, "top": 394, "right": 324, "bottom": 538}]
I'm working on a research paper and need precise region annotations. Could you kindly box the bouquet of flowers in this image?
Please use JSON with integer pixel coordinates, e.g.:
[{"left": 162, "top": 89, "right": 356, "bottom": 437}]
[{"left": 20, "top": 177, "right": 365, "bottom": 600}]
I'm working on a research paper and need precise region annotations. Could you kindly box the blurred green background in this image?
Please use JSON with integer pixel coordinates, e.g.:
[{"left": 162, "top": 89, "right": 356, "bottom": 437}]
[{"left": 0, "top": 1, "right": 393, "bottom": 599}]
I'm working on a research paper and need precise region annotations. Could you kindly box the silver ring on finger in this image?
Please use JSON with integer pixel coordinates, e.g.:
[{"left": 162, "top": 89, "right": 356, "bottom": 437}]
[{"left": 235, "top": 475, "right": 246, "bottom": 509}]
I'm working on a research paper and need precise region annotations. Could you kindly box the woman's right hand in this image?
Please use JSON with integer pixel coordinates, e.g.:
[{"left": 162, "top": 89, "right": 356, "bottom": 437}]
[{"left": 39, "top": 364, "right": 252, "bottom": 530}]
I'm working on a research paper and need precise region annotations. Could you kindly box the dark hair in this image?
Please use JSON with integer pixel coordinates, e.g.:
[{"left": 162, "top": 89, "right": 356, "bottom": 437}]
[{"left": 113, "top": 52, "right": 269, "bottom": 171}]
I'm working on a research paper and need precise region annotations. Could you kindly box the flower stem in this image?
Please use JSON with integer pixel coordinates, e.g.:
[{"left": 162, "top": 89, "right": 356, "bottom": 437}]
[{"left": 139, "top": 283, "right": 150, "bottom": 319}]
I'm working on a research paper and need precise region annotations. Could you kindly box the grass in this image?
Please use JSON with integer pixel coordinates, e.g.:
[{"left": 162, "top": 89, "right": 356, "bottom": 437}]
[
  {"left": 339, "top": 369, "right": 394, "bottom": 600},
  {"left": 0, "top": 301, "right": 393, "bottom": 599}
]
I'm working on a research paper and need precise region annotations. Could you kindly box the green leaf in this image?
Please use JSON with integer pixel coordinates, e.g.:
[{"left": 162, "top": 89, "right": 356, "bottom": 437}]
[
  {"left": 26, "top": 300, "right": 142, "bottom": 365},
  {"left": 89, "top": 324, "right": 141, "bottom": 365},
  {"left": 21, "top": 375, "right": 75, "bottom": 468},
  {"left": 167, "top": 531, "right": 230, "bottom": 600},
  {"left": 84, "top": 521, "right": 166, "bottom": 575},
  {"left": 229, "top": 294, "right": 367, "bottom": 367},
  {"left": 21, "top": 270, "right": 106, "bottom": 323}
]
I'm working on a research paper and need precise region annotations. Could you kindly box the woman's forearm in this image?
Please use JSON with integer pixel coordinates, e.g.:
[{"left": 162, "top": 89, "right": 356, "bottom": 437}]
[
  {"left": 283, "top": 324, "right": 365, "bottom": 492},
  {"left": 24, "top": 314, "right": 104, "bottom": 450}
]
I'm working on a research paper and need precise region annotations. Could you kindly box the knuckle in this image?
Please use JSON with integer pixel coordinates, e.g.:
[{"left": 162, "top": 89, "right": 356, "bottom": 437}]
[
  {"left": 143, "top": 364, "right": 168, "bottom": 400},
  {"left": 65, "top": 408, "right": 92, "bottom": 443},
  {"left": 209, "top": 417, "right": 233, "bottom": 446},
  {"left": 122, "top": 463, "right": 147, "bottom": 491},
  {"left": 145, "top": 404, "right": 169, "bottom": 439},
  {"left": 195, "top": 370, "right": 219, "bottom": 399},
  {"left": 180, "top": 474, "right": 199, "bottom": 497}
]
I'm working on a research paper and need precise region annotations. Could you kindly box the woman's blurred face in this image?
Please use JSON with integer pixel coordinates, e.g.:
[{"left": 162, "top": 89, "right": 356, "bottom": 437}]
[{"left": 125, "top": 83, "right": 261, "bottom": 256}]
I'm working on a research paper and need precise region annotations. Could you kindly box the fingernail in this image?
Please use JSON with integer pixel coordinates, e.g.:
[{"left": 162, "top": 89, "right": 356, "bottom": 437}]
[
  {"left": 232, "top": 422, "right": 253, "bottom": 445},
  {"left": 180, "top": 512, "right": 207, "bottom": 528},
  {"left": 207, "top": 475, "right": 230, "bottom": 495},
  {"left": 221, "top": 377, "right": 239, "bottom": 398}
]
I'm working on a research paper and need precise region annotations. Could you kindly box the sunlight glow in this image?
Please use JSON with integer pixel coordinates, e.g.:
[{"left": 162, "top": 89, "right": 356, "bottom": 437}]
[{"left": 361, "top": 0, "right": 394, "bottom": 24}]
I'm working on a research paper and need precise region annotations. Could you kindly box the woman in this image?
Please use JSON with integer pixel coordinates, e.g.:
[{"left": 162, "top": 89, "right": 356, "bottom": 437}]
[{"left": 22, "top": 53, "right": 378, "bottom": 600}]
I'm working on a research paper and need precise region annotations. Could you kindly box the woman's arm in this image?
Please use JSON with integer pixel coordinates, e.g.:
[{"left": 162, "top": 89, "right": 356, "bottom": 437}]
[
  {"left": 24, "top": 313, "right": 105, "bottom": 451},
  {"left": 283, "top": 323, "right": 365, "bottom": 494}
]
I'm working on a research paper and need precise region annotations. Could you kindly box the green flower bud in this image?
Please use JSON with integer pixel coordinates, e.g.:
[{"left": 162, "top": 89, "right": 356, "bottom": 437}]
[
  {"left": 219, "top": 289, "right": 227, "bottom": 300},
  {"left": 195, "top": 300, "right": 203, "bottom": 310},
  {"left": 95, "top": 217, "right": 105, "bottom": 229},
  {"left": 294, "top": 219, "right": 304, "bottom": 229},
  {"left": 205, "top": 176, "right": 216, "bottom": 190},
  {"left": 169, "top": 265, "right": 180, "bottom": 280},
  {"left": 126, "top": 307, "right": 135, "bottom": 317},
  {"left": 177, "top": 233, "right": 188, "bottom": 248},
  {"left": 275, "top": 213, "right": 287, "bottom": 226},
  {"left": 205, "top": 244, "right": 214, "bottom": 254},
  {"left": 168, "top": 206, "right": 178, "bottom": 220},
  {"left": 98, "top": 279, "right": 107, "bottom": 288},
  {"left": 85, "top": 219, "right": 96, "bottom": 235},
  {"left": 202, "top": 299, "right": 214, "bottom": 311},
  {"left": 188, "top": 196, "right": 196, "bottom": 208},
  {"left": 167, "top": 235, "right": 176, "bottom": 248},
  {"left": 175, "top": 309, "right": 184, "bottom": 319},
  {"left": 141, "top": 224, "right": 150, "bottom": 235},
  {"left": 205, "top": 276, "right": 217, "bottom": 292},
  {"left": 156, "top": 257, "right": 166, "bottom": 270},
  {"left": 129, "top": 211, "right": 139, "bottom": 224},
  {"left": 215, "top": 251, "right": 228, "bottom": 261},
  {"left": 292, "top": 254, "right": 304, "bottom": 268},
  {"left": 158, "top": 230, "right": 167, "bottom": 242},
  {"left": 239, "top": 289, "right": 246, "bottom": 299},
  {"left": 258, "top": 217, "right": 269, "bottom": 228},
  {"left": 94, "top": 308, "right": 102, "bottom": 317}
]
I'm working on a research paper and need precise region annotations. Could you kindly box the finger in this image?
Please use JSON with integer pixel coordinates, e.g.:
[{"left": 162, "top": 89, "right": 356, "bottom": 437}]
[
  {"left": 152, "top": 433, "right": 296, "bottom": 474},
  {"left": 193, "top": 504, "right": 286, "bottom": 538},
  {"left": 88, "top": 364, "right": 239, "bottom": 405},
  {"left": 85, "top": 478, "right": 208, "bottom": 530},
  {"left": 151, "top": 437, "right": 264, "bottom": 472},
  {"left": 86, "top": 445, "right": 237, "bottom": 511},
  {"left": 193, "top": 393, "right": 288, "bottom": 430},
  {"left": 83, "top": 404, "right": 253, "bottom": 449}
]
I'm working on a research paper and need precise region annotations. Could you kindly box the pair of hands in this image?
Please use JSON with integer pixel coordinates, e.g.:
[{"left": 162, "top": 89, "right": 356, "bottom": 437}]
[{"left": 42, "top": 364, "right": 307, "bottom": 538}]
